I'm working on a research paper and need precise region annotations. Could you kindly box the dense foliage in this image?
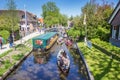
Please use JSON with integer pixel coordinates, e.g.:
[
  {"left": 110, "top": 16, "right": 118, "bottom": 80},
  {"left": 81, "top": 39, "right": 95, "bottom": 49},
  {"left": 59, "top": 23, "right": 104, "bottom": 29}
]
[
  {"left": 6, "top": 0, "right": 19, "bottom": 32},
  {"left": 42, "top": 2, "right": 68, "bottom": 27},
  {"left": 0, "top": 0, "right": 20, "bottom": 42},
  {"left": 68, "top": 1, "right": 113, "bottom": 41},
  {"left": 0, "top": 30, "right": 10, "bottom": 43},
  {"left": 67, "top": 27, "right": 80, "bottom": 41},
  {"left": 0, "top": 12, "right": 19, "bottom": 32}
]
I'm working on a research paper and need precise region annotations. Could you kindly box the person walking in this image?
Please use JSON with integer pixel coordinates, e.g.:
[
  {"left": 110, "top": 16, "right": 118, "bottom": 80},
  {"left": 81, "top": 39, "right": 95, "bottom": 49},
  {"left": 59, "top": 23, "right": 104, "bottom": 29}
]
[
  {"left": 8, "top": 33, "right": 13, "bottom": 48},
  {"left": 0, "top": 35, "right": 4, "bottom": 49}
]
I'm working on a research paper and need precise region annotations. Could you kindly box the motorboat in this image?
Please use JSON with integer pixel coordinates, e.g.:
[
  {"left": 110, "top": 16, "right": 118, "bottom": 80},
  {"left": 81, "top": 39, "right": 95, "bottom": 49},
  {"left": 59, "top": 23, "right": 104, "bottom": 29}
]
[{"left": 57, "top": 49, "right": 70, "bottom": 73}]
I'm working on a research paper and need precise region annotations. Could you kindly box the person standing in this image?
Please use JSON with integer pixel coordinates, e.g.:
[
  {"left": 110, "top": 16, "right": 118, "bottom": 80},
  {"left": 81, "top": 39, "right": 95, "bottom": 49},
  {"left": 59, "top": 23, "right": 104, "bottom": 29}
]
[
  {"left": 0, "top": 35, "right": 4, "bottom": 49},
  {"left": 8, "top": 33, "right": 13, "bottom": 48}
]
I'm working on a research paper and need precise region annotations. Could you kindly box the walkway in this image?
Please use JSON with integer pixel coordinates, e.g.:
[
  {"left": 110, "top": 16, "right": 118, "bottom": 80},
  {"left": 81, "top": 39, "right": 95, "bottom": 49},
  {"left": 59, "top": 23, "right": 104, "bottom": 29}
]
[{"left": 0, "top": 31, "right": 43, "bottom": 55}]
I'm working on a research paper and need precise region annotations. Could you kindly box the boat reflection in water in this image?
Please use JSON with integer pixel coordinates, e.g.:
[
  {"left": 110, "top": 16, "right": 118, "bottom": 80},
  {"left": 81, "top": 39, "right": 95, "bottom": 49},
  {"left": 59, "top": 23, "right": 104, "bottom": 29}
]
[
  {"left": 32, "top": 50, "right": 50, "bottom": 64},
  {"left": 58, "top": 63, "right": 70, "bottom": 80}
]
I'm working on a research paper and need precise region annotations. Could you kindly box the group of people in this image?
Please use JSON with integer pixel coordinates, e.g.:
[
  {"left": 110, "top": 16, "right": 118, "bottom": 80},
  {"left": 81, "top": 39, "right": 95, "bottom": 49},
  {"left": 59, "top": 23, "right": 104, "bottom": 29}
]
[
  {"left": 0, "top": 33, "right": 14, "bottom": 49},
  {"left": 65, "top": 38, "right": 73, "bottom": 46},
  {"left": 58, "top": 49, "right": 70, "bottom": 70}
]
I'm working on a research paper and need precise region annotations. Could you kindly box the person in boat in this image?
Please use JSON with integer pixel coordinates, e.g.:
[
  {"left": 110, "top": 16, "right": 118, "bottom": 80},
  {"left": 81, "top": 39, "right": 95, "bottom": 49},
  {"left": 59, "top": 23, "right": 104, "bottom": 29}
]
[
  {"left": 65, "top": 38, "right": 72, "bottom": 46},
  {"left": 58, "top": 49, "right": 69, "bottom": 69}
]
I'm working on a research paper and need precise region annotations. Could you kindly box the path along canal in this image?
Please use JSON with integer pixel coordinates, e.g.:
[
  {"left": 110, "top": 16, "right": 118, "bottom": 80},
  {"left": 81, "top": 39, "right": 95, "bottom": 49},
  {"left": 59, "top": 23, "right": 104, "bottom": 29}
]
[{"left": 6, "top": 43, "right": 88, "bottom": 80}]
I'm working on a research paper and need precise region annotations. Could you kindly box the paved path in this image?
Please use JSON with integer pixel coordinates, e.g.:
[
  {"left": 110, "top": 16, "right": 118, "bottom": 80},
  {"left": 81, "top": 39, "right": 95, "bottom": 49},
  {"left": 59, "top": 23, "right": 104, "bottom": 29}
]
[{"left": 0, "top": 31, "right": 43, "bottom": 55}]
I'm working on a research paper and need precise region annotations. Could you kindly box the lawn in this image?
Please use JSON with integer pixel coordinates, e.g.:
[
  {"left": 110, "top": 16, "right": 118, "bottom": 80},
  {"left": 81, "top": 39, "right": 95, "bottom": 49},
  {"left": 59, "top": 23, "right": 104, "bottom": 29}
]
[{"left": 78, "top": 40, "right": 120, "bottom": 80}]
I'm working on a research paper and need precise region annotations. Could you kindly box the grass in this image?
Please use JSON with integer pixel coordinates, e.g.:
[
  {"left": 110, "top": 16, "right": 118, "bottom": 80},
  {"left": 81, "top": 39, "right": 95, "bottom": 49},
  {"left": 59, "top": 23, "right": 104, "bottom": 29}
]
[
  {"left": 0, "top": 49, "right": 13, "bottom": 58},
  {"left": 78, "top": 41, "right": 120, "bottom": 80},
  {"left": 91, "top": 38, "right": 120, "bottom": 60},
  {"left": 12, "top": 53, "right": 24, "bottom": 60},
  {"left": 0, "top": 60, "right": 13, "bottom": 76},
  {"left": 0, "top": 39, "right": 32, "bottom": 77}
]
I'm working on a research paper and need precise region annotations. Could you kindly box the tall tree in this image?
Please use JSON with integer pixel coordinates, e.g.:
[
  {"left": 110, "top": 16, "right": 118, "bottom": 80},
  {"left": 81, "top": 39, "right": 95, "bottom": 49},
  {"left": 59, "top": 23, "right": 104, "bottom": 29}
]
[
  {"left": 42, "top": 1, "right": 68, "bottom": 27},
  {"left": 81, "top": 0, "right": 113, "bottom": 40},
  {"left": 6, "top": 0, "right": 19, "bottom": 32},
  {"left": 59, "top": 14, "right": 68, "bottom": 26},
  {"left": 42, "top": 2, "right": 60, "bottom": 27}
]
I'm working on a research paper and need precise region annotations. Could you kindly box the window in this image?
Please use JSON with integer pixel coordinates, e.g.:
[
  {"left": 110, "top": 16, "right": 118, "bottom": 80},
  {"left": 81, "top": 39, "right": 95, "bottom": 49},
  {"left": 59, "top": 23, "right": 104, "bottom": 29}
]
[
  {"left": 22, "top": 15, "right": 25, "bottom": 19},
  {"left": 112, "top": 26, "right": 116, "bottom": 39}
]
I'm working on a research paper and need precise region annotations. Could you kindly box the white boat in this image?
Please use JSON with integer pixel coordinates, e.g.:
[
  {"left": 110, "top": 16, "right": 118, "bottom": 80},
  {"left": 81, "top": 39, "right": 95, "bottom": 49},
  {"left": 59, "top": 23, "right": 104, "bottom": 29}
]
[
  {"left": 57, "top": 37, "right": 64, "bottom": 45},
  {"left": 57, "top": 49, "right": 70, "bottom": 73}
]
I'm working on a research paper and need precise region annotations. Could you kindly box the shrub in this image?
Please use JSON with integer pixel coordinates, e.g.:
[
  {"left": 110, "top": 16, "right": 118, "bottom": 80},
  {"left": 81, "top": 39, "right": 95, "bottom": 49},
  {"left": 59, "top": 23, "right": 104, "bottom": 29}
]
[
  {"left": 67, "top": 27, "right": 80, "bottom": 41},
  {"left": 96, "top": 27, "right": 110, "bottom": 41},
  {"left": 0, "top": 30, "right": 10, "bottom": 43},
  {"left": 14, "top": 30, "right": 20, "bottom": 40}
]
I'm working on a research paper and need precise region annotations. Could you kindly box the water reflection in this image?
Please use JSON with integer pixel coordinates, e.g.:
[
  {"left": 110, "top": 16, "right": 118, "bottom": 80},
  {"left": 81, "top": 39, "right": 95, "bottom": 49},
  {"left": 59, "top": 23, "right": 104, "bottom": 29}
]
[
  {"left": 33, "top": 51, "right": 50, "bottom": 64},
  {"left": 69, "top": 48, "right": 88, "bottom": 79},
  {"left": 6, "top": 43, "right": 87, "bottom": 80},
  {"left": 58, "top": 66, "right": 69, "bottom": 80}
]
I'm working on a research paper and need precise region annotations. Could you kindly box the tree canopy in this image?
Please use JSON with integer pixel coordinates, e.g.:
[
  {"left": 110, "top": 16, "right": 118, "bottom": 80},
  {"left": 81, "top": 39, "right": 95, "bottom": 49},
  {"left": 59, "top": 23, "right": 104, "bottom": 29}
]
[
  {"left": 6, "top": 0, "right": 19, "bottom": 32},
  {"left": 42, "top": 1, "right": 68, "bottom": 27},
  {"left": 67, "top": 0, "right": 114, "bottom": 41}
]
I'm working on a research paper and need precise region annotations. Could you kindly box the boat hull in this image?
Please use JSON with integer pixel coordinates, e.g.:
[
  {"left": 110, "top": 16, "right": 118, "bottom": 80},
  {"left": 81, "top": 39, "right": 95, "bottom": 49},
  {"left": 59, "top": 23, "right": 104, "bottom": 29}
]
[{"left": 57, "top": 49, "right": 70, "bottom": 73}]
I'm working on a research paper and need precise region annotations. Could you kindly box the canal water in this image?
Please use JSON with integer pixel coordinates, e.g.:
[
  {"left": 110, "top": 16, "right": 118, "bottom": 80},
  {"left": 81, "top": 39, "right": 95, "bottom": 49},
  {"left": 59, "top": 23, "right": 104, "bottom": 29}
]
[{"left": 6, "top": 43, "right": 87, "bottom": 80}]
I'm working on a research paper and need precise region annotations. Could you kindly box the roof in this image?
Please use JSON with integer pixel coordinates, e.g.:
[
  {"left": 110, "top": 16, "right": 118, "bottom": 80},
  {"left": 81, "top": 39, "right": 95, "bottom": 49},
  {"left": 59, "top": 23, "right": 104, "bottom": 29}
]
[
  {"left": 33, "top": 32, "right": 57, "bottom": 40},
  {"left": 0, "top": 10, "right": 38, "bottom": 22},
  {"left": 39, "top": 18, "right": 43, "bottom": 23},
  {"left": 108, "top": 1, "right": 120, "bottom": 24}
]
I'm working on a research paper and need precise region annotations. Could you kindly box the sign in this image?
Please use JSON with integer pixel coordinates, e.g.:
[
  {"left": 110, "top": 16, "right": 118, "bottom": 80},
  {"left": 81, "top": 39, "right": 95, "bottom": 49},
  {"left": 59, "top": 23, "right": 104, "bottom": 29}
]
[
  {"left": 36, "top": 40, "right": 43, "bottom": 45},
  {"left": 87, "top": 41, "right": 92, "bottom": 48}
]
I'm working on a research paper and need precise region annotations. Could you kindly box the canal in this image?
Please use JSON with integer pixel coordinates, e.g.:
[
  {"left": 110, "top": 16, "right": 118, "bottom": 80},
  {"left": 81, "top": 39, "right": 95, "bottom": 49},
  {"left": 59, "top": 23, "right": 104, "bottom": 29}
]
[{"left": 6, "top": 43, "right": 88, "bottom": 80}]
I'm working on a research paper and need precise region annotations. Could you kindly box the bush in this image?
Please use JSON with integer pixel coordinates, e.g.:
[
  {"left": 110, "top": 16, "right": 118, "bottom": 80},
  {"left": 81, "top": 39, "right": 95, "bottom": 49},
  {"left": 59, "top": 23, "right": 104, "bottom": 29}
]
[
  {"left": 67, "top": 27, "right": 80, "bottom": 41},
  {"left": 96, "top": 26, "right": 110, "bottom": 41},
  {"left": 14, "top": 30, "right": 20, "bottom": 40},
  {"left": 0, "top": 30, "right": 10, "bottom": 43}
]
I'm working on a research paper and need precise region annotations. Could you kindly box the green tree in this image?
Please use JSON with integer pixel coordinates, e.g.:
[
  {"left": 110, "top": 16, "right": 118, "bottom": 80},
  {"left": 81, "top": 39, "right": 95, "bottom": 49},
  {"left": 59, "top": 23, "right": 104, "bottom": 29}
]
[
  {"left": 6, "top": 0, "right": 19, "bottom": 32},
  {"left": 42, "top": 2, "right": 60, "bottom": 27},
  {"left": 59, "top": 14, "right": 68, "bottom": 26},
  {"left": 42, "top": 1, "right": 68, "bottom": 27},
  {"left": 67, "top": 27, "right": 80, "bottom": 41},
  {"left": 81, "top": 0, "right": 113, "bottom": 40}
]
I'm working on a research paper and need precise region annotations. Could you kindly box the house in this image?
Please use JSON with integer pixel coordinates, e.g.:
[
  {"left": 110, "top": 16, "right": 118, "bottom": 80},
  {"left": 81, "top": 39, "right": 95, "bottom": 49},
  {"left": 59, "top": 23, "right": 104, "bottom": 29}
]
[
  {"left": 38, "top": 18, "right": 44, "bottom": 26},
  {"left": 0, "top": 10, "right": 39, "bottom": 36},
  {"left": 0, "top": 10, "right": 38, "bottom": 30},
  {"left": 108, "top": 1, "right": 120, "bottom": 47}
]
